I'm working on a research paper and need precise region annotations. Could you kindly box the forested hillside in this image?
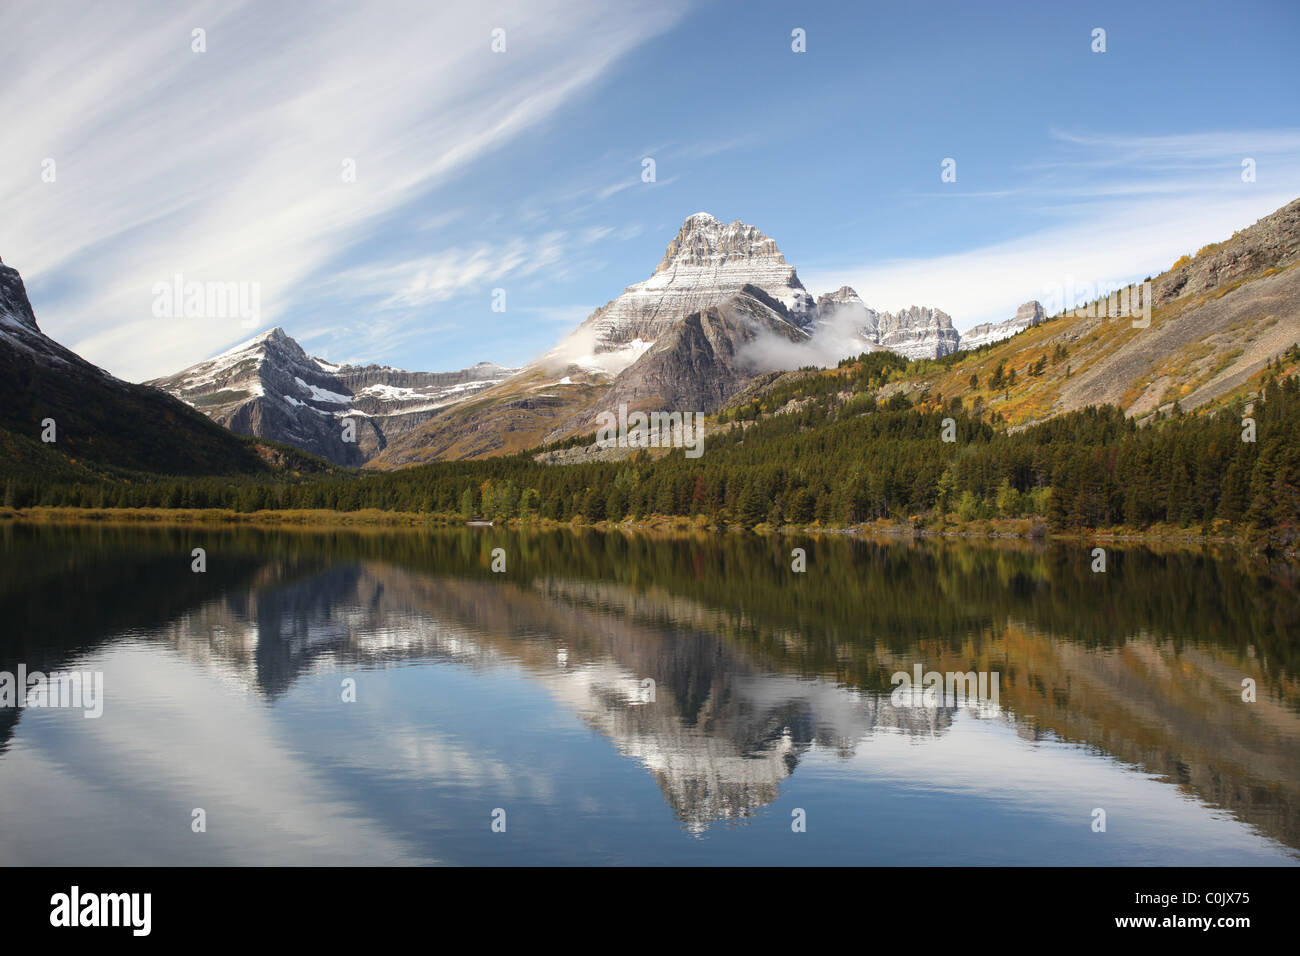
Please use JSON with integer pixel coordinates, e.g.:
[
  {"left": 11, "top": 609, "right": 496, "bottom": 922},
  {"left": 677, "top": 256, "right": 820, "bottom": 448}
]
[{"left": 9, "top": 351, "right": 1299, "bottom": 547}]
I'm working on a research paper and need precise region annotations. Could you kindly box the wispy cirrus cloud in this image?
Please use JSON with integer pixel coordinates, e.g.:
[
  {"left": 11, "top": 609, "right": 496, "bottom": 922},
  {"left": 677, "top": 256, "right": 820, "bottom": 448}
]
[
  {"left": 333, "top": 232, "right": 571, "bottom": 310},
  {"left": 0, "top": 0, "right": 691, "bottom": 380},
  {"left": 804, "top": 128, "right": 1300, "bottom": 330}
]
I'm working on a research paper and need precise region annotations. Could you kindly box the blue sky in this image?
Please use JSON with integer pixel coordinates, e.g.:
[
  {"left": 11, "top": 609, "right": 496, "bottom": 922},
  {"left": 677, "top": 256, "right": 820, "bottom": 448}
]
[{"left": 2, "top": 0, "right": 1298, "bottom": 381}]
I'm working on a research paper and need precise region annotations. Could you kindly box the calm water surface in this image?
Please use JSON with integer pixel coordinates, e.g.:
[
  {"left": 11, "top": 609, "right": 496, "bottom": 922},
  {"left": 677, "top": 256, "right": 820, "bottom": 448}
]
[{"left": 1, "top": 523, "right": 1297, "bottom": 865}]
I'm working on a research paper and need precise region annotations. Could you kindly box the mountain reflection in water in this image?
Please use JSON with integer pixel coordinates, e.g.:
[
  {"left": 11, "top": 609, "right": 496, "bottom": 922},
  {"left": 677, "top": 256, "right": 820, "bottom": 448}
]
[{"left": 0, "top": 523, "right": 1296, "bottom": 865}]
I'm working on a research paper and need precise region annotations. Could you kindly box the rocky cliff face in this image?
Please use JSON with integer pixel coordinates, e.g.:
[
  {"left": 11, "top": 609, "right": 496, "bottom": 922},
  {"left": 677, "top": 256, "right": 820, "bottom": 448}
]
[
  {"left": 557, "top": 212, "right": 816, "bottom": 373},
  {"left": 876, "top": 305, "right": 961, "bottom": 359},
  {"left": 573, "top": 285, "right": 811, "bottom": 430},
  {"left": 959, "top": 300, "right": 1046, "bottom": 351},
  {"left": 812, "top": 286, "right": 959, "bottom": 359},
  {"left": 148, "top": 328, "right": 515, "bottom": 466}
]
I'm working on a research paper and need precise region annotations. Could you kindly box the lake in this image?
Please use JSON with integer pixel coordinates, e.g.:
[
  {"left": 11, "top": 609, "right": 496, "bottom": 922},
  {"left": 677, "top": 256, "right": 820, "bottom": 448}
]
[{"left": 1, "top": 522, "right": 1296, "bottom": 865}]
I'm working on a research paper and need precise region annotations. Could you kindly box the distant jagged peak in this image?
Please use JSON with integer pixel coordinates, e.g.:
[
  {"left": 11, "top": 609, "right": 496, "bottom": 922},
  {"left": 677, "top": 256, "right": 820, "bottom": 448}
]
[
  {"left": 211, "top": 324, "right": 288, "bottom": 355},
  {"left": 815, "top": 289, "right": 955, "bottom": 331},
  {"left": 560, "top": 212, "right": 816, "bottom": 360},
  {"left": 1013, "top": 300, "right": 1046, "bottom": 324},
  {"left": 880, "top": 304, "right": 955, "bottom": 328},
  {"left": 958, "top": 299, "right": 1046, "bottom": 351},
  {"left": 816, "top": 286, "right": 868, "bottom": 310},
  {"left": 811, "top": 291, "right": 960, "bottom": 360},
  {"left": 656, "top": 211, "right": 788, "bottom": 274}
]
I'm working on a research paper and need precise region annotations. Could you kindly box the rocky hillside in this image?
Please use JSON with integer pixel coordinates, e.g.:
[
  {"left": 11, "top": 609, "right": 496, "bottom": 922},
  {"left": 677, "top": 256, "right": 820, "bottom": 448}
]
[
  {"left": 733, "top": 197, "right": 1300, "bottom": 431},
  {"left": 1154, "top": 198, "right": 1300, "bottom": 306}
]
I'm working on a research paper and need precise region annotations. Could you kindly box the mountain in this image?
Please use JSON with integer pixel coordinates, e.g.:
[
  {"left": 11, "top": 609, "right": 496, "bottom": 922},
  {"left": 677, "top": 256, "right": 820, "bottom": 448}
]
[
  {"left": 959, "top": 300, "right": 1046, "bottom": 351},
  {"left": 734, "top": 196, "right": 1300, "bottom": 430},
  {"left": 370, "top": 213, "right": 978, "bottom": 466},
  {"left": 144, "top": 213, "right": 969, "bottom": 467},
  {"left": 565, "top": 212, "right": 816, "bottom": 366},
  {"left": 98, "top": 198, "right": 1300, "bottom": 470},
  {"left": 0, "top": 262, "right": 328, "bottom": 480},
  {"left": 367, "top": 214, "right": 827, "bottom": 466},
  {"left": 148, "top": 328, "right": 515, "bottom": 466},
  {"left": 577, "top": 284, "right": 811, "bottom": 425},
  {"left": 813, "top": 286, "right": 960, "bottom": 359},
  {"left": 812, "top": 287, "right": 880, "bottom": 354},
  {"left": 876, "top": 306, "right": 961, "bottom": 359}
]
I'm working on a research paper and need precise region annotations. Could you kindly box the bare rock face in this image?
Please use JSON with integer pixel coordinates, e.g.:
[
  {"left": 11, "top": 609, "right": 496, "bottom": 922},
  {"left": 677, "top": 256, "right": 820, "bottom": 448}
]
[
  {"left": 960, "top": 300, "right": 1046, "bottom": 351},
  {"left": 1155, "top": 197, "right": 1300, "bottom": 306},
  {"left": 1015, "top": 299, "right": 1046, "bottom": 326},
  {"left": 559, "top": 212, "right": 816, "bottom": 371},
  {"left": 570, "top": 285, "right": 811, "bottom": 432},
  {"left": 876, "top": 305, "right": 960, "bottom": 359},
  {"left": 148, "top": 328, "right": 515, "bottom": 466},
  {"left": 813, "top": 286, "right": 959, "bottom": 359}
]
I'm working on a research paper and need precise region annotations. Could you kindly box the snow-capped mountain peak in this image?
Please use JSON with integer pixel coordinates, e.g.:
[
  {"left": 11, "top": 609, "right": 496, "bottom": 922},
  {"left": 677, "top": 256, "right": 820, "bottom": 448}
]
[
  {"left": 148, "top": 327, "right": 518, "bottom": 466},
  {"left": 548, "top": 212, "right": 816, "bottom": 374},
  {"left": 654, "top": 212, "right": 789, "bottom": 274}
]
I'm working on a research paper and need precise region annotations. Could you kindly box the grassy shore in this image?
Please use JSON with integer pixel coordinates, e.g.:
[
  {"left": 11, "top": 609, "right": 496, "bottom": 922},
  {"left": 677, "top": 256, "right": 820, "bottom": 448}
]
[
  {"left": 0, "top": 505, "right": 1287, "bottom": 555},
  {"left": 0, "top": 505, "right": 461, "bottom": 529}
]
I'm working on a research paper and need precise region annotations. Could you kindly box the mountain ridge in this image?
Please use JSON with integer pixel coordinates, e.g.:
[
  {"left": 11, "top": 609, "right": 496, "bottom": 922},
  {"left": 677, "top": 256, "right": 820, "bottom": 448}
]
[
  {"left": 0, "top": 264, "right": 334, "bottom": 479},
  {"left": 147, "top": 327, "right": 517, "bottom": 466},
  {"left": 367, "top": 212, "right": 964, "bottom": 466},
  {"left": 731, "top": 196, "right": 1300, "bottom": 433},
  {"left": 17, "top": 198, "right": 1299, "bottom": 472}
]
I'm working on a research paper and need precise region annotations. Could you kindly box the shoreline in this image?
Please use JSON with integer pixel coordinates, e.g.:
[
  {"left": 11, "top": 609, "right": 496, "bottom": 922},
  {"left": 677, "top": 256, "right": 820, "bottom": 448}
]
[{"left": 1, "top": 505, "right": 1291, "bottom": 556}]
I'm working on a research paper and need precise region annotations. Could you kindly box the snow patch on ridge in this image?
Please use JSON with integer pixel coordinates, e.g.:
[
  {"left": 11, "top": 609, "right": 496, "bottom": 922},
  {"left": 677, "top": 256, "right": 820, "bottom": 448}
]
[{"left": 294, "top": 376, "right": 351, "bottom": 404}]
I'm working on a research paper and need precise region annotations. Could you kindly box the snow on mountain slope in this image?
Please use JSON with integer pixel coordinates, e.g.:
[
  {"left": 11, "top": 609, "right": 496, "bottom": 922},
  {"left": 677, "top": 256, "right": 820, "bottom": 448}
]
[
  {"left": 148, "top": 327, "right": 516, "bottom": 466},
  {"left": 548, "top": 212, "right": 816, "bottom": 373},
  {"left": 571, "top": 284, "right": 813, "bottom": 432},
  {"left": 1, "top": 261, "right": 306, "bottom": 477},
  {"left": 960, "top": 300, "right": 1046, "bottom": 351}
]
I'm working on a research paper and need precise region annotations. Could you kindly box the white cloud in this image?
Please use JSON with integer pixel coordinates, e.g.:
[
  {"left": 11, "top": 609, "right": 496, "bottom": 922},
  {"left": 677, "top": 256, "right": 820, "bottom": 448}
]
[
  {"left": 334, "top": 232, "right": 570, "bottom": 310},
  {"left": 803, "top": 129, "right": 1300, "bottom": 331},
  {"left": 0, "top": 0, "right": 689, "bottom": 380}
]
